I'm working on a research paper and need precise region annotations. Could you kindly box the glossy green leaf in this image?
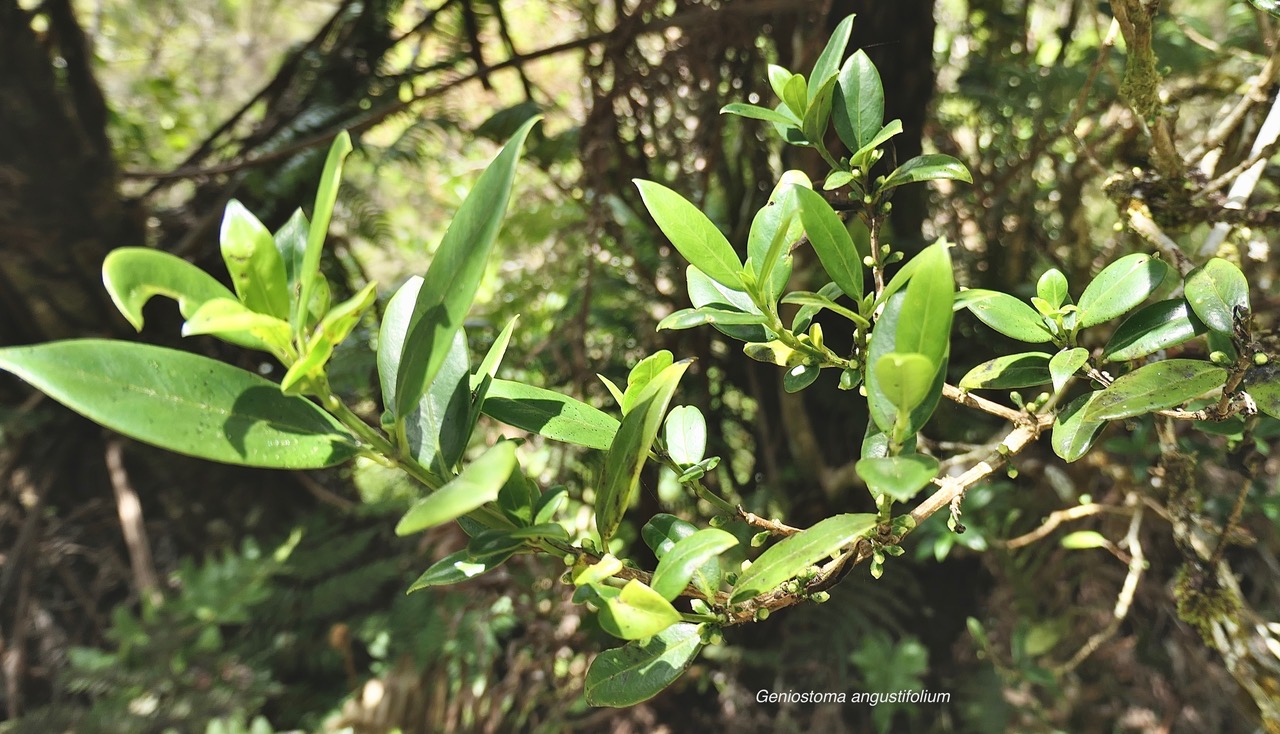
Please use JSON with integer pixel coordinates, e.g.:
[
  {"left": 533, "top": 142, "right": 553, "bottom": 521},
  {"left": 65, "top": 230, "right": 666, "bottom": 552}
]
[
  {"left": 800, "top": 75, "right": 838, "bottom": 147},
  {"left": 664, "top": 405, "right": 707, "bottom": 466},
  {"left": 1249, "top": 0, "right": 1280, "bottom": 18},
  {"left": 959, "top": 289, "right": 1054, "bottom": 343},
  {"left": 782, "top": 291, "right": 868, "bottom": 328},
  {"left": 881, "top": 154, "right": 973, "bottom": 189},
  {"left": 896, "top": 242, "right": 953, "bottom": 370},
  {"left": 272, "top": 209, "right": 309, "bottom": 292},
  {"left": 960, "top": 352, "right": 1051, "bottom": 390},
  {"left": 866, "top": 291, "right": 946, "bottom": 436},
  {"left": 497, "top": 469, "right": 540, "bottom": 526},
  {"left": 795, "top": 186, "right": 863, "bottom": 301},
  {"left": 597, "top": 361, "right": 691, "bottom": 542},
  {"left": 1183, "top": 258, "right": 1250, "bottom": 335},
  {"left": 686, "top": 265, "right": 768, "bottom": 342},
  {"left": 730, "top": 513, "right": 877, "bottom": 604},
  {"left": 656, "top": 307, "right": 768, "bottom": 331},
  {"left": 395, "top": 442, "right": 518, "bottom": 535},
  {"left": 181, "top": 298, "right": 292, "bottom": 358},
  {"left": 220, "top": 200, "right": 290, "bottom": 319},
  {"left": 482, "top": 379, "right": 619, "bottom": 451},
  {"left": 783, "top": 363, "right": 821, "bottom": 393},
  {"left": 0, "top": 340, "right": 357, "bottom": 468},
  {"left": 1084, "top": 360, "right": 1227, "bottom": 421},
  {"left": 634, "top": 180, "right": 742, "bottom": 287},
  {"left": 650, "top": 529, "right": 738, "bottom": 600},
  {"left": 1051, "top": 392, "right": 1108, "bottom": 463},
  {"left": 791, "top": 282, "right": 847, "bottom": 332},
  {"left": 1101, "top": 299, "right": 1205, "bottom": 362},
  {"left": 850, "top": 119, "right": 903, "bottom": 168},
  {"left": 1077, "top": 253, "right": 1168, "bottom": 328},
  {"left": 472, "top": 315, "right": 519, "bottom": 391},
  {"left": 642, "top": 514, "right": 698, "bottom": 558},
  {"left": 392, "top": 118, "right": 538, "bottom": 421},
  {"left": 573, "top": 555, "right": 624, "bottom": 587},
  {"left": 834, "top": 49, "right": 884, "bottom": 152},
  {"left": 406, "top": 546, "right": 517, "bottom": 591},
  {"left": 403, "top": 329, "right": 471, "bottom": 472},
  {"left": 625, "top": 350, "right": 674, "bottom": 414},
  {"left": 719, "top": 103, "right": 798, "bottom": 125},
  {"left": 767, "top": 65, "right": 793, "bottom": 100},
  {"left": 856, "top": 453, "right": 940, "bottom": 503},
  {"left": 584, "top": 623, "right": 703, "bottom": 707},
  {"left": 748, "top": 173, "right": 808, "bottom": 299},
  {"left": 599, "top": 374, "right": 627, "bottom": 409},
  {"left": 281, "top": 281, "right": 378, "bottom": 393},
  {"left": 598, "top": 579, "right": 682, "bottom": 640},
  {"left": 1245, "top": 365, "right": 1280, "bottom": 420},
  {"left": 809, "top": 15, "right": 853, "bottom": 96},
  {"left": 874, "top": 353, "right": 935, "bottom": 414},
  {"left": 534, "top": 485, "right": 569, "bottom": 525},
  {"left": 1050, "top": 348, "right": 1089, "bottom": 394},
  {"left": 780, "top": 73, "right": 808, "bottom": 118},
  {"left": 1037, "top": 269, "right": 1070, "bottom": 309},
  {"left": 296, "top": 131, "right": 353, "bottom": 339},
  {"left": 503, "top": 523, "right": 569, "bottom": 542}
]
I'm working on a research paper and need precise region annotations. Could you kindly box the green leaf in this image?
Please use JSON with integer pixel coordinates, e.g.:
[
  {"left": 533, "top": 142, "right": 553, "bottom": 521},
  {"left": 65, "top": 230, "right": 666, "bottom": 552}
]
[
  {"left": 597, "top": 362, "right": 691, "bottom": 542},
  {"left": 1101, "top": 299, "right": 1206, "bottom": 362},
  {"left": 181, "top": 298, "right": 293, "bottom": 358},
  {"left": 482, "top": 379, "right": 619, "bottom": 451},
  {"left": 1245, "top": 364, "right": 1280, "bottom": 420},
  {"left": 1084, "top": 360, "right": 1227, "bottom": 421},
  {"left": 895, "top": 242, "right": 954, "bottom": 371},
  {"left": 781, "top": 292, "right": 868, "bottom": 328},
  {"left": 534, "top": 485, "right": 569, "bottom": 525},
  {"left": 960, "top": 352, "right": 1051, "bottom": 390},
  {"left": 395, "top": 442, "right": 518, "bottom": 535},
  {"left": 574, "top": 555, "right": 623, "bottom": 587},
  {"left": 730, "top": 513, "right": 877, "bottom": 604},
  {"left": 834, "top": 49, "right": 884, "bottom": 152},
  {"left": 1050, "top": 348, "right": 1089, "bottom": 394},
  {"left": 959, "top": 289, "right": 1054, "bottom": 343},
  {"left": 664, "top": 405, "right": 707, "bottom": 466},
  {"left": 220, "top": 200, "right": 290, "bottom": 319},
  {"left": 296, "top": 131, "right": 353, "bottom": 339},
  {"left": 0, "top": 340, "right": 357, "bottom": 468},
  {"left": 657, "top": 307, "right": 768, "bottom": 331},
  {"left": 1061, "top": 531, "right": 1109, "bottom": 550},
  {"left": 1183, "top": 258, "right": 1250, "bottom": 335},
  {"left": 634, "top": 180, "right": 743, "bottom": 288},
  {"left": 790, "top": 282, "right": 849, "bottom": 332},
  {"left": 809, "top": 15, "right": 854, "bottom": 96},
  {"left": 874, "top": 353, "right": 935, "bottom": 413},
  {"left": 598, "top": 579, "right": 683, "bottom": 640},
  {"left": 650, "top": 529, "right": 738, "bottom": 600},
  {"left": 403, "top": 328, "right": 471, "bottom": 472},
  {"left": 625, "top": 351, "right": 674, "bottom": 414},
  {"left": 472, "top": 315, "right": 519, "bottom": 391},
  {"left": 1052, "top": 393, "right": 1108, "bottom": 463},
  {"left": 850, "top": 120, "right": 903, "bottom": 168},
  {"left": 795, "top": 187, "right": 863, "bottom": 301},
  {"left": 599, "top": 374, "right": 627, "bottom": 409},
  {"left": 881, "top": 154, "right": 972, "bottom": 189},
  {"left": 783, "top": 363, "right": 821, "bottom": 393},
  {"left": 801, "top": 75, "right": 839, "bottom": 147},
  {"left": 1037, "top": 269, "right": 1070, "bottom": 309},
  {"left": 407, "top": 546, "right": 517, "bottom": 591},
  {"left": 392, "top": 118, "right": 538, "bottom": 421},
  {"left": 748, "top": 173, "right": 808, "bottom": 299},
  {"left": 856, "top": 453, "right": 940, "bottom": 503},
  {"left": 281, "top": 281, "right": 378, "bottom": 393},
  {"left": 1077, "top": 253, "right": 1168, "bottom": 328},
  {"left": 1248, "top": 0, "right": 1280, "bottom": 19},
  {"left": 642, "top": 514, "right": 698, "bottom": 558},
  {"left": 866, "top": 291, "right": 946, "bottom": 436},
  {"left": 780, "top": 73, "right": 808, "bottom": 118},
  {"left": 720, "top": 102, "right": 799, "bottom": 125},
  {"left": 686, "top": 265, "right": 768, "bottom": 342},
  {"left": 497, "top": 469, "right": 540, "bottom": 526},
  {"left": 584, "top": 623, "right": 703, "bottom": 707}
]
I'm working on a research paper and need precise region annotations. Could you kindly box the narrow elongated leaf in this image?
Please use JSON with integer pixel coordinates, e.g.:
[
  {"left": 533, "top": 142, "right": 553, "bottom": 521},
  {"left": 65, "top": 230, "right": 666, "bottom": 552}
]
[
  {"left": 796, "top": 187, "right": 863, "bottom": 300},
  {"left": 780, "top": 74, "right": 808, "bottom": 118},
  {"left": 791, "top": 282, "right": 847, "bottom": 332},
  {"left": 220, "top": 200, "right": 290, "bottom": 319},
  {"left": 960, "top": 352, "right": 1052, "bottom": 390},
  {"left": 1051, "top": 392, "right": 1108, "bottom": 463},
  {"left": 731, "top": 513, "right": 877, "bottom": 603},
  {"left": 881, "top": 154, "right": 973, "bottom": 189},
  {"left": 1184, "top": 258, "right": 1250, "bottom": 335},
  {"left": 273, "top": 209, "right": 309, "bottom": 292},
  {"left": 472, "top": 315, "right": 519, "bottom": 391},
  {"left": 850, "top": 119, "right": 903, "bottom": 168},
  {"left": 650, "top": 529, "right": 738, "bottom": 600},
  {"left": 856, "top": 453, "right": 939, "bottom": 502},
  {"left": 800, "top": 75, "right": 838, "bottom": 148},
  {"left": 896, "top": 242, "right": 953, "bottom": 370},
  {"left": 1061, "top": 531, "right": 1110, "bottom": 550},
  {"left": 405, "top": 329, "right": 471, "bottom": 472},
  {"left": 0, "top": 340, "right": 357, "bottom": 467},
  {"left": 834, "top": 49, "right": 884, "bottom": 151},
  {"left": 635, "top": 180, "right": 743, "bottom": 287},
  {"left": 1084, "top": 360, "right": 1227, "bottom": 421},
  {"left": 657, "top": 308, "right": 768, "bottom": 331},
  {"left": 781, "top": 291, "right": 868, "bottom": 327},
  {"left": 686, "top": 265, "right": 767, "bottom": 342},
  {"left": 1077, "top": 253, "right": 1168, "bottom": 328},
  {"left": 395, "top": 442, "right": 518, "bottom": 535},
  {"left": 625, "top": 351, "right": 674, "bottom": 413},
  {"left": 809, "top": 15, "right": 854, "bottom": 96},
  {"left": 584, "top": 623, "right": 703, "bottom": 707},
  {"left": 874, "top": 353, "right": 935, "bottom": 413},
  {"left": 296, "top": 131, "right": 353, "bottom": 338},
  {"left": 392, "top": 118, "right": 539, "bottom": 420},
  {"left": 1037, "top": 269, "right": 1070, "bottom": 308},
  {"left": 1101, "top": 299, "right": 1205, "bottom": 362},
  {"left": 407, "top": 546, "right": 517, "bottom": 591},
  {"left": 1050, "top": 348, "right": 1089, "bottom": 393},
  {"left": 482, "top": 379, "right": 619, "bottom": 451},
  {"left": 597, "top": 361, "right": 691, "bottom": 542},
  {"left": 720, "top": 103, "right": 799, "bottom": 125},
  {"left": 748, "top": 173, "right": 808, "bottom": 299},
  {"left": 664, "top": 405, "right": 707, "bottom": 466},
  {"left": 497, "top": 469, "right": 540, "bottom": 526},
  {"left": 598, "top": 580, "right": 682, "bottom": 640},
  {"left": 281, "top": 281, "right": 378, "bottom": 393},
  {"left": 959, "top": 289, "right": 1054, "bottom": 343},
  {"left": 181, "top": 298, "right": 292, "bottom": 359}
]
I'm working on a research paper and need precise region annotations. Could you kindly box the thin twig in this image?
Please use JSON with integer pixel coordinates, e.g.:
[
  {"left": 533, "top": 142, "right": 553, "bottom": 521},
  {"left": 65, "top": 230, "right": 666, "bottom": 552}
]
[
  {"left": 999, "top": 503, "right": 1127, "bottom": 549},
  {"left": 737, "top": 506, "right": 801, "bottom": 537},
  {"left": 105, "top": 438, "right": 161, "bottom": 605}
]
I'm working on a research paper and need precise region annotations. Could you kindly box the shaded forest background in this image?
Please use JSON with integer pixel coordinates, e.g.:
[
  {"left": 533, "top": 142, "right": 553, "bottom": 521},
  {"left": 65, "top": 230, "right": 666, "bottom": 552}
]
[{"left": 1, "top": 0, "right": 1279, "bottom": 731}]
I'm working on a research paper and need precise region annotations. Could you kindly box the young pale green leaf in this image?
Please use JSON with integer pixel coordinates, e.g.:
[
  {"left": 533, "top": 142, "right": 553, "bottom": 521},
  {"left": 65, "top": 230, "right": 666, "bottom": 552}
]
[
  {"left": 783, "top": 363, "right": 821, "bottom": 393},
  {"left": 881, "top": 154, "right": 973, "bottom": 190},
  {"left": 1245, "top": 365, "right": 1280, "bottom": 420},
  {"left": 273, "top": 209, "right": 309, "bottom": 291},
  {"left": 625, "top": 351, "right": 675, "bottom": 412},
  {"left": 392, "top": 118, "right": 538, "bottom": 421},
  {"left": 748, "top": 172, "right": 809, "bottom": 299},
  {"left": 650, "top": 529, "right": 738, "bottom": 600},
  {"left": 220, "top": 200, "right": 290, "bottom": 319},
  {"left": 378, "top": 277, "right": 423, "bottom": 417},
  {"left": 1084, "top": 360, "right": 1227, "bottom": 421},
  {"left": 856, "top": 453, "right": 940, "bottom": 503},
  {"left": 597, "top": 362, "right": 691, "bottom": 542},
  {"left": 657, "top": 307, "right": 768, "bottom": 332},
  {"left": 850, "top": 119, "right": 903, "bottom": 168},
  {"left": 472, "top": 315, "right": 519, "bottom": 391},
  {"left": 1101, "top": 299, "right": 1205, "bottom": 363},
  {"left": 1050, "top": 348, "right": 1089, "bottom": 394},
  {"left": 599, "top": 374, "right": 627, "bottom": 409},
  {"left": 497, "top": 469, "right": 540, "bottom": 526},
  {"left": 395, "top": 442, "right": 518, "bottom": 535},
  {"left": 574, "top": 555, "right": 624, "bottom": 587},
  {"left": 780, "top": 73, "right": 808, "bottom": 118},
  {"left": 795, "top": 186, "right": 863, "bottom": 301},
  {"left": 182, "top": 299, "right": 293, "bottom": 360},
  {"left": 834, "top": 49, "right": 884, "bottom": 152},
  {"left": 959, "top": 289, "right": 1054, "bottom": 343},
  {"left": 296, "top": 131, "right": 353, "bottom": 338},
  {"left": 781, "top": 292, "right": 868, "bottom": 328},
  {"left": 1037, "top": 269, "right": 1070, "bottom": 309},
  {"left": 281, "top": 281, "right": 379, "bottom": 393},
  {"left": 730, "top": 513, "right": 878, "bottom": 604},
  {"left": 767, "top": 65, "right": 793, "bottom": 100},
  {"left": 482, "top": 379, "right": 619, "bottom": 451},
  {"left": 407, "top": 546, "right": 518, "bottom": 592},
  {"left": 719, "top": 103, "right": 799, "bottom": 126},
  {"left": 959, "top": 352, "right": 1052, "bottom": 390},
  {"left": 874, "top": 353, "right": 936, "bottom": 414},
  {"left": 584, "top": 622, "right": 703, "bottom": 707},
  {"left": 791, "top": 282, "right": 848, "bottom": 332},
  {"left": 1061, "top": 531, "right": 1109, "bottom": 550},
  {"left": 1076, "top": 253, "right": 1168, "bottom": 328},
  {"left": 1183, "top": 258, "right": 1250, "bottom": 335},
  {"left": 896, "top": 242, "right": 954, "bottom": 370},
  {"left": 0, "top": 340, "right": 357, "bottom": 468},
  {"left": 800, "top": 75, "right": 838, "bottom": 147},
  {"left": 635, "top": 180, "right": 743, "bottom": 288},
  {"left": 664, "top": 405, "right": 707, "bottom": 466},
  {"left": 534, "top": 485, "right": 569, "bottom": 525},
  {"left": 686, "top": 265, "right": 768, "bottom": 342},
  {"left": 809, "top": 15, "right": 854, "bottom": 97},
  {"left": 598, "top": 579, "right": 683, "bottom": 640},
  {"left": 1051, "top": 392, "right": 1108, "bottom": 463},
  {"left": 743, "top": 340, "right": 798, "bottom": 367},
  {"left": 866, "top": 291, "right": 946, "bottom": 436}
]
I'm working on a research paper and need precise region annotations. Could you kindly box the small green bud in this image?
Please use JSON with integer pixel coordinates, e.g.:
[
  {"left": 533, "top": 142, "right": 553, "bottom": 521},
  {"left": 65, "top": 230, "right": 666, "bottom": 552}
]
[
  {"left": 754, "top": 607, "right": 771, "bottom": 622},
  {"left": 811, "top": 591, "right": 831, "bottom": 603},
  {"left": 880, "top": 244, "right": 892, "bottom": 255},
  {"left": 1210, "top": 351, "right": 1231, "bottom": 365},
  {"left": 889, "top": 251, "right": 905, "bottom": 263},
  {"left": 1035, "top": 392, "right": 1050, "bottom": 406},
  {"left": 691, "top": 599, "right": 711, "bottom": 615},
  {"left": 858, "top": 385, "right": 868, "bottom": 397},
  {"left": 740, "top": 559, "right": 753, "bottom": 572},
  {"left": 881, "top": 202, "right": 893, "bottom": 214},
  {"left": 883, "top": 544, "right": 905, "bottom": 557},
  {"left": 870, "top": 560, "right": 884, "bottom": 579},
  {"left": 1254, "top": 353, "right": 1269, "bottom": 366},
  {"left": 751, "top": 531, "right": 771, "bottom": 547},
  {"left": 563, "top": 554, "right": 575, "bottom": 566},
  {"left": 709, "top": 515, "right": 727, "bottom": 528},
  {"left": 863, "top": 255, "right": 875, "bottom": 267},
  {"left": 581, "top": 538, "right": 597, "bottom": 553},
  {"left": 873, "top": 550, "right": 885, "bottom": 565},
  {"left": 864, "top": 195, "right": 874, "bottom": 205},
  {"left": 1007, "top": 467, "right": 1019, "bottom": 479}
]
